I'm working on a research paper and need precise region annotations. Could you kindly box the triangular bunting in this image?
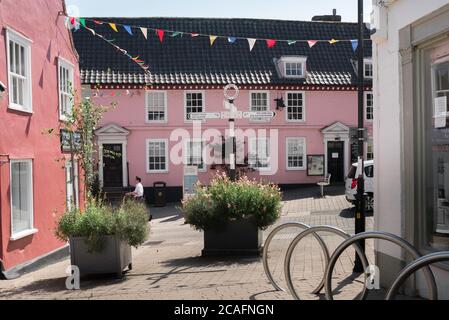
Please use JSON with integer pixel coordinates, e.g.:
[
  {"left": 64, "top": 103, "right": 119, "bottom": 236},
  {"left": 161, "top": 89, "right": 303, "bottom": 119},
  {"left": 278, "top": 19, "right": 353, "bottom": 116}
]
[
  {"left": 329, "top": 39, "right": 339, "bottom": 44},
  {"left": 69, "top": 17, "right": 76, "bottom": 26},
  {"left": 287, "top": 40, "right": 297, "bottom": 46},
  {"left": 123, "top": 25, "right": 133, "bottom": 36},
  {"left": 266, "top": 39, "right": 276, "bottom": 48},
  {"left": 78, "top": 18, "right": 86, "bottom": 28},
  {"left": 109, "top": 23, "right": 118, "bottom": 32},
  {"left": 307, "top": 40, "right": 318, "bottom": 48},
  {"left": 351, "top": 40, "right": 359, "bottom": 52},
  {"left": 228, "top": 37, "right": 237, "bottom": 43},
  {"left": 210, "top": 35, "right": 218, "bottom": 46},
  {"left": 93, "top": 20, "right": 103, "bottom": 25},
  {"left": 191, "top": 33, "right": 199, "bottom": 37},
  {"left": 247, "top": 38, "right": 256, "bottom": 51},
  {"left": 156, "top": 29, "right": 165, "bottom": 43},
  {"left": 170, "top": 32, "right": 183, "bottom": 37},
  {"left": 140, "top": 28, "right": 148, "bottom": 39}
]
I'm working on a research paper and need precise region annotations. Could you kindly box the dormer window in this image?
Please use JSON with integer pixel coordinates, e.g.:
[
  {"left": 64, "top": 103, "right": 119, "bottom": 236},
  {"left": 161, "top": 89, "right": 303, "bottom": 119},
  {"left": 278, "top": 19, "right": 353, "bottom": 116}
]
[
  {"left": 281, "top": 57, "right": 307, "bottom": 78},
  {"left": 364, "top": 58, "right": 373, "bottom": 78}
]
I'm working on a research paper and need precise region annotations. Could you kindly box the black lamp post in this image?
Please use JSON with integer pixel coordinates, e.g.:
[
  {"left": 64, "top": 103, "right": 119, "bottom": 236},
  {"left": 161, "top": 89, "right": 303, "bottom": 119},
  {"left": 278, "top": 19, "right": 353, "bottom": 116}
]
[{"left": 353, "top": 0, "right": 366, "bottom": 273}]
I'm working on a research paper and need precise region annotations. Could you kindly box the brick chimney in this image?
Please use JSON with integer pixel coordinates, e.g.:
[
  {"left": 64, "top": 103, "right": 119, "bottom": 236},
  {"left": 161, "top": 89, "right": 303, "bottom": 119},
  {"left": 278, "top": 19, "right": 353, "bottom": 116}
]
[{"left": 312, "top": 9, "right": 342, "bottom": 22}]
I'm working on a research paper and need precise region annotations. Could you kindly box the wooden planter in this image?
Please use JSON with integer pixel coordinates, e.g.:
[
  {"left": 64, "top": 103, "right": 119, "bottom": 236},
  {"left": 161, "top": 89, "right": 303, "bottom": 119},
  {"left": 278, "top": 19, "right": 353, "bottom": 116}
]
[
  {"left": 202, "top": 218, "right": 263, "bottom": 257},
  {"left": 69, "top": 235, "right": 132, "bottom": 278}
]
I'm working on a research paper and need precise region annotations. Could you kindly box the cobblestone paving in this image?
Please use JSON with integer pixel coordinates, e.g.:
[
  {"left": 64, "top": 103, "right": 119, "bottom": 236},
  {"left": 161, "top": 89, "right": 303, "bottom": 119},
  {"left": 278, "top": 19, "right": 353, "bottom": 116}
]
[{"left": 0, "top": 187, "right": 408, "bottom": 300}]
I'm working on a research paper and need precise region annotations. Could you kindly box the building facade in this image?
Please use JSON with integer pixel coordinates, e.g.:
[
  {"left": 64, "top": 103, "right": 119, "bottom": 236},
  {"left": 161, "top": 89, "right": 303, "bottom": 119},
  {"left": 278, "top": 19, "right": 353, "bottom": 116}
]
[
  {"left": 0, "top": 0, "right": 81, "bottom": 277},
  {"left": 74, "top": 16, "right": 373, "bottom": 202},
  {"left": 372, "top": 0, "right": 449, "bottom": 299}
]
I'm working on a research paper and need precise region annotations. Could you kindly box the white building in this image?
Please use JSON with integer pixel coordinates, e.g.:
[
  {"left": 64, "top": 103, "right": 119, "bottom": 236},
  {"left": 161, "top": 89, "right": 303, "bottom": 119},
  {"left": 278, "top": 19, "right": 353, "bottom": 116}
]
[{"left": 372, "top": 0, "right": 449, "bottom": 299}]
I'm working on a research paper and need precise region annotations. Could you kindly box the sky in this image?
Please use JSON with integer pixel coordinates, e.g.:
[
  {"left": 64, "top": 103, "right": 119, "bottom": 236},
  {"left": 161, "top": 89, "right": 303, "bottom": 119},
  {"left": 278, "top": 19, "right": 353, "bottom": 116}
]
[{"left": 65, "top": 0, "right": 373, "bottom": 22}]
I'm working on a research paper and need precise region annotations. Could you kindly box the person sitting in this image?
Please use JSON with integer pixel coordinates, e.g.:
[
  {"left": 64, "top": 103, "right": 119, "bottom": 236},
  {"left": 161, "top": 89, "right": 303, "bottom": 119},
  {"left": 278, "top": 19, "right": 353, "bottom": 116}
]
[{"left": 126, "top": 176, "right": 144, "bottom": 200}]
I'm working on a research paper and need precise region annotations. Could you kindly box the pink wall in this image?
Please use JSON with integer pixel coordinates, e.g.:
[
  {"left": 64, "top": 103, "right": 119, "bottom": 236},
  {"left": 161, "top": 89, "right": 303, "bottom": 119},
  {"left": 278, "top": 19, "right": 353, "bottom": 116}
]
[
  {"left": 0, "top": 0, "right": 81, "bottom": 270},
  {"left": 94, "top": 87, "right": 373, "bottom": 188}
]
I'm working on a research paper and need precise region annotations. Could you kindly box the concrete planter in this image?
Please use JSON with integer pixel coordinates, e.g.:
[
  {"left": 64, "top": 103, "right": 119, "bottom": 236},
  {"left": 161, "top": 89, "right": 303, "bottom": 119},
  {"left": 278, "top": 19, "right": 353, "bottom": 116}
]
[
  {"left": 202, "top": 218, "right": 263, "bottom": 257},
  {"left": 69, "top": 235, "right": 132, "bottom": 278}
]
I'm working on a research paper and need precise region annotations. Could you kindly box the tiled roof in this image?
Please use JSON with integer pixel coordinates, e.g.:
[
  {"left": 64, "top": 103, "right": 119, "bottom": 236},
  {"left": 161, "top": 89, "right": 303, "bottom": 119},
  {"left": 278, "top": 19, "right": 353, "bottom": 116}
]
[{"left": 73, "top": 17, "right": 372, "bottom": 86}]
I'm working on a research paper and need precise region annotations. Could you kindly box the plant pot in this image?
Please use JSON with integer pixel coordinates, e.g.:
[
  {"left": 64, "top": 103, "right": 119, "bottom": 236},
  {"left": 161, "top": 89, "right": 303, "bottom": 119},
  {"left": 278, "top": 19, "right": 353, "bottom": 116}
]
[
  {"left": 69, "top": 235, "right": 132, "bottom": 278},
  {"left": 202, "top": 218, "right": 263, "bottom": 257}
]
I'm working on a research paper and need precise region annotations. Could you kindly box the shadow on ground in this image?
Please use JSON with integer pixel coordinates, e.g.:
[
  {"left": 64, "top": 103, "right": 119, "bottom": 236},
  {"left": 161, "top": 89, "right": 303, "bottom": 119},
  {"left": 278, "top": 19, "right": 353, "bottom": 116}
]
[
  {"left": 282, "top": 184, "right": 346, "bottom": 201},
  {"left": 339, "top": 207, "right": 374, "bottom": 219}
]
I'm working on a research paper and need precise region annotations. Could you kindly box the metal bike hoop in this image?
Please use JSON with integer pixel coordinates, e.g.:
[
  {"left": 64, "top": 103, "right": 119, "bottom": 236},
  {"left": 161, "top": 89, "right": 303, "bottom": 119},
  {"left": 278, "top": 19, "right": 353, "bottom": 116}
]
[
  {"left": 284, "top": 225, "right": 369, "bottom": 300},
  {"left": 324, "top": 232, "right": 438, "bottom": 300},
  {"left": 263, "top": 222, "right": 328, "bottom": 293},
  {"left": 386, "top": 251, "right": 449, "bottom": 300}
]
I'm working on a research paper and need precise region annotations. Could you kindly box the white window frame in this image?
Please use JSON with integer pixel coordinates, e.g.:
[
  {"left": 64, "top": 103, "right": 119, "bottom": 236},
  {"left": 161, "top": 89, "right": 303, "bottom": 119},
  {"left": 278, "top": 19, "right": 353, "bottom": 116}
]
[
  {"left": 249, "top": 91, "right": 270, "bottom": 123},
  {"left": 366, "top": 140, "right": 374, "bottom": 160},
  {"left": 146, "top": 139, "right": 169, "bottom": 173},
  {"left": 184, "top": 91, "right": 205, "bottom": 122},
  {"left": 145, "top": 91, "right": 168, "bottom": 123},
  {"left": 282, "top": 57, "right": 307, "bottom": 79},
  {"left": 6, "top": 28, "right": 33, "bottom": 113},
  {"left": 65, "top": 160, "right": 79, "bottom": 210},
  {"left": 364, "top": 58, "right": 373, "bottom": 79},
  {"left": 365, "top": 91, "right": 374, "bottom": 122},
  {"left": 10, "top": 159, "right": 37, "bottom": 241},
  {"left": 285, "top": 91, "right": 306, "bottom": 122},
  {"left": 249, "top": 137, "right": 271, "bottom": 171},
  {"left": 286, "top": 137, "right": 307, "bottom": 171},
  {"left": 58, "top": 58, "right": 75, "bottom": 121},
  {"left": 184, "top": 139, "right": 206, "bottom": 172}
]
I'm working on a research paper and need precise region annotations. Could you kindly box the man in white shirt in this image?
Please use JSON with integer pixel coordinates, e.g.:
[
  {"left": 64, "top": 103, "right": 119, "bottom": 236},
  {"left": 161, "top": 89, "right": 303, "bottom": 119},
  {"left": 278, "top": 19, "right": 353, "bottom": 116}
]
[{"left": 127, "top": 176, "right": 144, "bottom": 199}]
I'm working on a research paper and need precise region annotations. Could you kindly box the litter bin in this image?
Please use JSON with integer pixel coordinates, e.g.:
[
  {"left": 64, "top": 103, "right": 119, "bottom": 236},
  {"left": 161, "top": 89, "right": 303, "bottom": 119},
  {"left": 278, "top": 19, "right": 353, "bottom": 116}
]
[{"left": 154, "top": 182, "right": 167, "bottom": 207}]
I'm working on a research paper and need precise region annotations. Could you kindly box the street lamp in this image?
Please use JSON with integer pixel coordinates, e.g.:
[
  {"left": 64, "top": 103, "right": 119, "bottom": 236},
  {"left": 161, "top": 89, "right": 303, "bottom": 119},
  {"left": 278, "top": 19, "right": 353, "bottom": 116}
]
[{"left": 353, "top": 0, "right": 366, "bottom": 273}]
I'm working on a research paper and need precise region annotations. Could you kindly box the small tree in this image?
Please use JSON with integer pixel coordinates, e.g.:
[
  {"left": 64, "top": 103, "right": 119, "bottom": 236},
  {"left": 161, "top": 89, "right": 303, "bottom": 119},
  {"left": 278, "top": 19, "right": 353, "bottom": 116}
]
[{"left": 45, "top": 88, "right": 115, "bottom": 206}]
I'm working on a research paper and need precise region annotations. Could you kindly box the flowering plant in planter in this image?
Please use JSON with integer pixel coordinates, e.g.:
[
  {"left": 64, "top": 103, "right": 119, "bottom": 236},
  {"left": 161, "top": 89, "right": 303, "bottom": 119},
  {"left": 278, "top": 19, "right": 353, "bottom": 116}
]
[
  {"left": 56, "top": 199, "right": 150, "bottom": 253},
  {"left": 182, "top": 173, "right": 282, "bottom": 232}
]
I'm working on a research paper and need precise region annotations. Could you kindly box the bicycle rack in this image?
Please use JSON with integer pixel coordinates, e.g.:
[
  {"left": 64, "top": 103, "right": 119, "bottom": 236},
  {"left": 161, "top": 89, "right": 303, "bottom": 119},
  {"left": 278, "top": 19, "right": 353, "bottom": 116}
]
[
  {"left": 386, "top": 251, "right": 449, "bottom": 300},
  {"left": 263, "top": 221, "right": 445, "bottom": 300},
  {"left": 263, "top": 222, "right": 329, "bottom": 294},
  {"left": 323, "top": 232, "right": 438, "bottom": 300},
  {"left": 284, "top": 226, "right": 369, "bottom": 300}
]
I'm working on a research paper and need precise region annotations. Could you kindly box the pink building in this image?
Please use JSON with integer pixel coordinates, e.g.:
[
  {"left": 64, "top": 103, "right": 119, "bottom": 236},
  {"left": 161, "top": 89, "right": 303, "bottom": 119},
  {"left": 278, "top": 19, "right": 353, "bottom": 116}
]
[
  {"left": 0, "top": 0, "right": 81, "bottom": 277},
  {"left": 73, "top": 15, "right": 373, "bottom": 202}
]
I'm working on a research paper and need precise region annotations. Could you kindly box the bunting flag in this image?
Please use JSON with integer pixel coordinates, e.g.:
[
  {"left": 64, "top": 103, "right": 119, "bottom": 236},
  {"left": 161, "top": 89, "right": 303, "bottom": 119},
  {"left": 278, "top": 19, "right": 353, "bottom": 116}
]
[
  {"left": 307, "top": 40, "right": 318, "bottom": 48},
  {"left": 109, "top": 23, "right": 118, "bottom": 32},
  {"left": 123, "top": 25, "right": 133, "bottom": 36},
  {"left": 351, "top": 39, "right": 359, "bottom": 52},
  {"left": 71, "top": 17, "right": 372, "bottom": 53},
  {"left": 156, "top": 29, "right": 165, "bottom": 43},
  {"left": 209, "top": 35, "right": 218, "bottom": 46},
  {"left": 247, "top": 38, "right": 256, "bottom": 51},
  {"left": 140, "top": 27, "right": 148, "bottom": 39},
  {"left": 266, "top": 39, "right": 276, "bottom": 48}
]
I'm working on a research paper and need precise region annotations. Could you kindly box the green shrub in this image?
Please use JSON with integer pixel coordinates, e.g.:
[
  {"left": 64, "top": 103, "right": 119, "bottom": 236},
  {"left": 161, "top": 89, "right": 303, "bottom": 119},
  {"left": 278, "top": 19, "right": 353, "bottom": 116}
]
[
  {"left": 56, "top": 199, "right": 150, "bottom": 252},
  {"left": 182, "top": 173, "right": 282, "bottom": 231}
]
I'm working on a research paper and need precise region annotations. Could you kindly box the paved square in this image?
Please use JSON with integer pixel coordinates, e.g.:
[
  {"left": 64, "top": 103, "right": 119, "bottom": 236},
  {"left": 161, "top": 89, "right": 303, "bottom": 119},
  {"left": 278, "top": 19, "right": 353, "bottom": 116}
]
[{"left": 0, "top": 186, "right": 394, "bottom": 300}]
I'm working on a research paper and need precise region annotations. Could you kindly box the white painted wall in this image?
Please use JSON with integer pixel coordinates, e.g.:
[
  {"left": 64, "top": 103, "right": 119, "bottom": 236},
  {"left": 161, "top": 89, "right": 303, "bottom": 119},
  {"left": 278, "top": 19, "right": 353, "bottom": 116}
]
[{"left": 372, "top": 0, "right": 449, "bottom": 298}]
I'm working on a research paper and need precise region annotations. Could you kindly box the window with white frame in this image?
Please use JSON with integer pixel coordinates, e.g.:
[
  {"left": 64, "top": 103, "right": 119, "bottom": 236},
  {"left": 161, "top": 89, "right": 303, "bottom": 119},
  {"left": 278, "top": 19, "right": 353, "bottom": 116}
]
[
  {"left": 146, "top": 91, "right": 167, "bottom": 122},
  {"left": 366, "top": 141, "right": 374, "bottom": 160},
  {"left": 286, "top": 92, "right": 305, "bottom": 121},
  {"left": 364, "top": 59, "right": 373, "bottom": 78},
  {"left": 65, "top": 160, "right": 79, "bottom": 210},
  {"left": 250, "top": 92, "right": 269, "bottom": 111},
  {"left": 365, "top": 92, "right": 374, "bottom": 121},
  {"left": 282, "top": 57, "right": 306, "bottom": 78},
  {"left": 185, "top": 92, "right": 204, "bottom": 120},
  {"left": 185, "top": 140, "right": 205, "bottom": 170},
  {"left": 58, "top": 59, "right": 74, "bottom": 120},
  {"left": 286, "top": 137, "right": 306, "bottom": 170},
  {"left": 7, "top": 29, "right": 32, "bottom": 112},
  {"left": 249, "top": 138, "right": 270, "bottom": 169},
  {"left": 147, "top": 140, "right": 168, "bottom": 172},
  {"left": 10, "top": 160, "right": 34, "bottom": 237}
]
